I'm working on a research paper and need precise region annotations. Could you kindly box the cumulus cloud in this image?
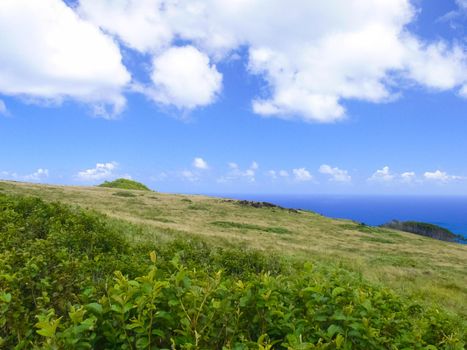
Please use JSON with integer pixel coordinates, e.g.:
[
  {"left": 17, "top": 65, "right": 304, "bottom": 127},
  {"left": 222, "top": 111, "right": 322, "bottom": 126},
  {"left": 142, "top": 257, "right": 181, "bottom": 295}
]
[
  {"left": 75, "top": 0, "right": 467, "bottom": 122},
  {"left": 76, "top": 162, "right": 119, "bottom": 181},
  {"left": 193, "top": 157, "right": 209, "bottom": 170},
  {"left": 401, "top": 171, "right": 416, "bottom": 183},
  {"left": 319, "top": 164, "right": 351, "bottom": 182},
  {"left": 424, "top": 170, "right": 463, "bottom": 182},
  {"left": 1, "top": 1, "right": 466, "bottom": 121},
  {"left": 181, "top": 170, "right": 198, "bottom": 182},
  {"left": 460, "top": 85, "right": 467, "bottom": 98},
  {"left": 0, "top": 171, "right": 16, "bottom": 179},
  {"left": 267, "top": 170, "right": 277, "bottom": 179},
  {"left": 0, "top": 0, "right": 130, "bottom": 117},
  {"left": 145, "top": 46, "right": 222, "bottom": 109},
  {"left": 23, "top": 168, "right": 49, "bottom": 182},
  {"left": 77, "top": 0, "right": 172, "bottom": 54},
  {"left": 218, "top": 161, "right": 258, "bottom": 183},
  {"left": 368, "top": 166, "right": 395, "bottom": 182},
  {"left": 1, "top": 168, "right": 48, "bottom": 182},
  {"left": 292, "top": 168, "right": 313, "bottom": 182}
]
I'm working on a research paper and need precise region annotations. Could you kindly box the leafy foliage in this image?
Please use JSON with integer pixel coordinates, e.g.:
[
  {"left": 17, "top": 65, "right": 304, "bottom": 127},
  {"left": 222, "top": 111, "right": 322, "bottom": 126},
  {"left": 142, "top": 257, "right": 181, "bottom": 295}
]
[
  {"left": 0, "top": 193, "right": 465, "bottom": 349},
  {"left": 99, "top": 178, "right": 151, "bottom": 191}
]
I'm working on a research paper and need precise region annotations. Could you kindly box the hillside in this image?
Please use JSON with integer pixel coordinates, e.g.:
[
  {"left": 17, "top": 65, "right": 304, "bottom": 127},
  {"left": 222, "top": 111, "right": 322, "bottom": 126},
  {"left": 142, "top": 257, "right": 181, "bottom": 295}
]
[
  {"left": 0, "top": 180, "right": 466, "bottom": 315},
  {"left": 0, "top": 180, "right": 466, "bottom": 347}
]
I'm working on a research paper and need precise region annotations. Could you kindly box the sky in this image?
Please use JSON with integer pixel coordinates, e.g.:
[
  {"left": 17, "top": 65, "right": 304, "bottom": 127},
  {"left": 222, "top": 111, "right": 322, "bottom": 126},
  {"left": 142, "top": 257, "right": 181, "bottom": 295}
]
[{"left": 0, "top": 0, "right": 467, "bottom": 195}]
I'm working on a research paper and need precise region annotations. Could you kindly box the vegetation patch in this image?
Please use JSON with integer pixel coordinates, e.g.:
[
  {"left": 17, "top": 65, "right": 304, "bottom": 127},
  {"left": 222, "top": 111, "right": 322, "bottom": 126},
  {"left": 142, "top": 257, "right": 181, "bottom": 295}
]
[
  {"left": 187, "top": 203, "right": 209, "bottom": 210},
  {"left": 361, "top": 236, "right": 395, "bottom": 244},
  {"left": 211, "top": 220, "right": 291, "bottom": 234},
  {"left": 150, "top": 217, "right": 175, "bottom": 223},
  {"left": 0, "top": 193, "right": 465, "bottom": 349},
  {"left": 112, "top": 191, "right": 137, "bottom": 198},
  {"left": 340, "top": 223, "right": 390, "bottom": 235},
  {"left": 99, "top": 178, "right": 151, "bottom": 191}
]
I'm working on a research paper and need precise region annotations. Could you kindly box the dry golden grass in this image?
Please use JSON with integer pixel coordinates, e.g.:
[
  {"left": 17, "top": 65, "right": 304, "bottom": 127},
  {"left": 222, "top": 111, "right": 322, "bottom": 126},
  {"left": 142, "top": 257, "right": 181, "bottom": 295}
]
[{"left": 1, "top": 180, "right": 466, "bottom": 317}]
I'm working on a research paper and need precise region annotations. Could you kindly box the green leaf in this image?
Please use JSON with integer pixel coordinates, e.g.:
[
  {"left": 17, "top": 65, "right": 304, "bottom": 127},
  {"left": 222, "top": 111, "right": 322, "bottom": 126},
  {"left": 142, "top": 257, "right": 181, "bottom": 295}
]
[
  {"left": 86, "top": 302, "right": 103, "bottom": 316},
  {"left": 335, "top": 334, "right": 345, "bottom": 348},
  {"left": 36, "top": 317, "right": 61, "bottom": 338},
  {"left": 0, "top": 293, "right": 11, "bottom": 303},
  {"left": 327, "top": 324, "right": 341, "bottom": 338},
  {"left": 150, "top": 251, "right": 157, "bottom": 263},
  {"left": 332, "top": 287, "right": 346, "bottom": 298}
]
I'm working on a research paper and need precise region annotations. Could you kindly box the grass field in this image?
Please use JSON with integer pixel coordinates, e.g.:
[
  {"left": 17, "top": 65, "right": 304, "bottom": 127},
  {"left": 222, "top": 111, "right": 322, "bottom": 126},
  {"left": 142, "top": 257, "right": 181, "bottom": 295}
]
[{"left": 0, "top": 179, "right": 466, "bottom": 319}]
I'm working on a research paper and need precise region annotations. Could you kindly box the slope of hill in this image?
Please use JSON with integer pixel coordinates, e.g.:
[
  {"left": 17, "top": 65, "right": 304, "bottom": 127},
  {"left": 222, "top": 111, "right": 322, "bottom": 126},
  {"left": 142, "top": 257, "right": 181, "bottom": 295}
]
[
  {"left": 1, "top": 190, "right": 465, "bottom": 348},
  {"left": 0, "top": 181, "right": 466, "bottom": 326}
]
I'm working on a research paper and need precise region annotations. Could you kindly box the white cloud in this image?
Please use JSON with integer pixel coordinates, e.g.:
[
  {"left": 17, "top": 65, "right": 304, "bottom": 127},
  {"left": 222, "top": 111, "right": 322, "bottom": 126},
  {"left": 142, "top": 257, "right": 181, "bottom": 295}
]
[
  {"left": 319, "top": 164, "right": 351, "bottom": 182},
  {"left": 150, "top": 172, "right": 168, "bottom": 182},
  {"left": 23, "top": 168, "right": 49, "bottom": 182},
  {"left": 147, "top": 46, "right": 222, "bottom": 109},
  {"left": 193, "top": 157, "right": 209, "bottom": 170},
  {"left": 292, "top": 168, "right": 313, "bottom": 182},
  {"left": 403, "top": 39, "right": 467, "bottom": 91},
  {"left": 76, "top": 0, "right": 467, "bottom": 122},
  {"left": 218, "top": 161, "right": 258, "bottom": 183},
  {"left": 267, "top": 170, "right": 277, "bottom": 179},
  {"left": 77, "top": 162, "right": 118, "bottom": 181},
  {"left": 0, "top": 100, "right": 8, "bottom": 116},
  {"left": 1, "top": 168, "right": 48, "bottom": 182},
  {"left": 460, "top": 85, "right": 467, "bottom": 98},
  {"left": 267, "top": 168, "right": 290, "bottom": 180},
  {"left": 0, "top": 171, "right": 17, "bottom": 180},
  {"left": 181, "top": 170, "right": 199, "bottom": 182},
  {"left": 424, "top": 170, "right": 463, "bottom": 183},
  {"left": 368, "top": 166, "right": 395, "bottom": 182},
  {"left": 0, "top": 1, "right": 465, "bottom": 121},
  {"left": 78, "top": 0, "right": 172, "bottom": 54},
  {"left": 401, "top": 171, "right": 416, "bottom": 183},
  {"left": 0, "top": 0, "right": 131, "bottom": 117}
]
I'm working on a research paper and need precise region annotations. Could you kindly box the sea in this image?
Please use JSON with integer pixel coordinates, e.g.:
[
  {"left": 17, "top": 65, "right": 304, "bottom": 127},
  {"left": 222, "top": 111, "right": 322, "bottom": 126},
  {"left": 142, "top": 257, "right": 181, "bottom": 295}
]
[{"left": 216, "top": 194, "right": 467, "bottom": 240}]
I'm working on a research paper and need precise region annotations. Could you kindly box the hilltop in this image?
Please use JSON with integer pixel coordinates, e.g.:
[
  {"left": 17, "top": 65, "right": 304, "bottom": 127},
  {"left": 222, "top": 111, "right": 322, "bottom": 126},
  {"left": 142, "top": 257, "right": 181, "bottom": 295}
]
[
  {"left": 98, "top": 178, "right": 152, "bottom": 191},
  {"left": 0, "top": 180, "right": 466, "bottom": 348}
]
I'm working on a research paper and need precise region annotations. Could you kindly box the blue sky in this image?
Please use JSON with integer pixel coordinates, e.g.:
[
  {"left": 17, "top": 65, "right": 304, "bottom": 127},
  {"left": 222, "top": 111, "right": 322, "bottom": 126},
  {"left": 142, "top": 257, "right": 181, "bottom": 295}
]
[{"left": 1, "top": 0, "right": 466, "bottom": 195}]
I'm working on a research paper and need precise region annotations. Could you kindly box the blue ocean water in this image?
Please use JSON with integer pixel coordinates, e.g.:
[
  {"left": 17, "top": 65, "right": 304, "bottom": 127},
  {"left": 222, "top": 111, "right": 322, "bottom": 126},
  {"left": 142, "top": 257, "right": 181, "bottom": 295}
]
[{"left": 218, "top": 194, "right": 467, "bottom": 239}]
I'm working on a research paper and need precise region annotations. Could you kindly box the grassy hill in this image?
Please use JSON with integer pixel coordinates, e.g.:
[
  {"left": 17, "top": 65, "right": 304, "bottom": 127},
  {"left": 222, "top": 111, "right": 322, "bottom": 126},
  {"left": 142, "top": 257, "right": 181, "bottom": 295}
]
[
  {"left": 0, "top": 180, "right": 466, "bottom": 348},
  {"left": 98, "top": 178, "right": 152, "bottom": 191}
]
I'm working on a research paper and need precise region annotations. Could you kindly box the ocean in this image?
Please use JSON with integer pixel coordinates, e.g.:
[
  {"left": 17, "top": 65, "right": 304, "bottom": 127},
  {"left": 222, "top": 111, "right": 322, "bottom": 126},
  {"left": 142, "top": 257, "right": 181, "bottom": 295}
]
[{"left": 217, "top": 194, "right": 467, "bottom": 239}]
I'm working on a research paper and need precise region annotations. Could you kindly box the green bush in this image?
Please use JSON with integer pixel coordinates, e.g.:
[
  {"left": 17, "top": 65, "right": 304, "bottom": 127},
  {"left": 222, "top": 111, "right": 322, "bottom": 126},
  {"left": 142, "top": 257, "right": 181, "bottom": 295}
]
[{"left": 0, "top": 193, "right": 465, "bottom": 349}]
